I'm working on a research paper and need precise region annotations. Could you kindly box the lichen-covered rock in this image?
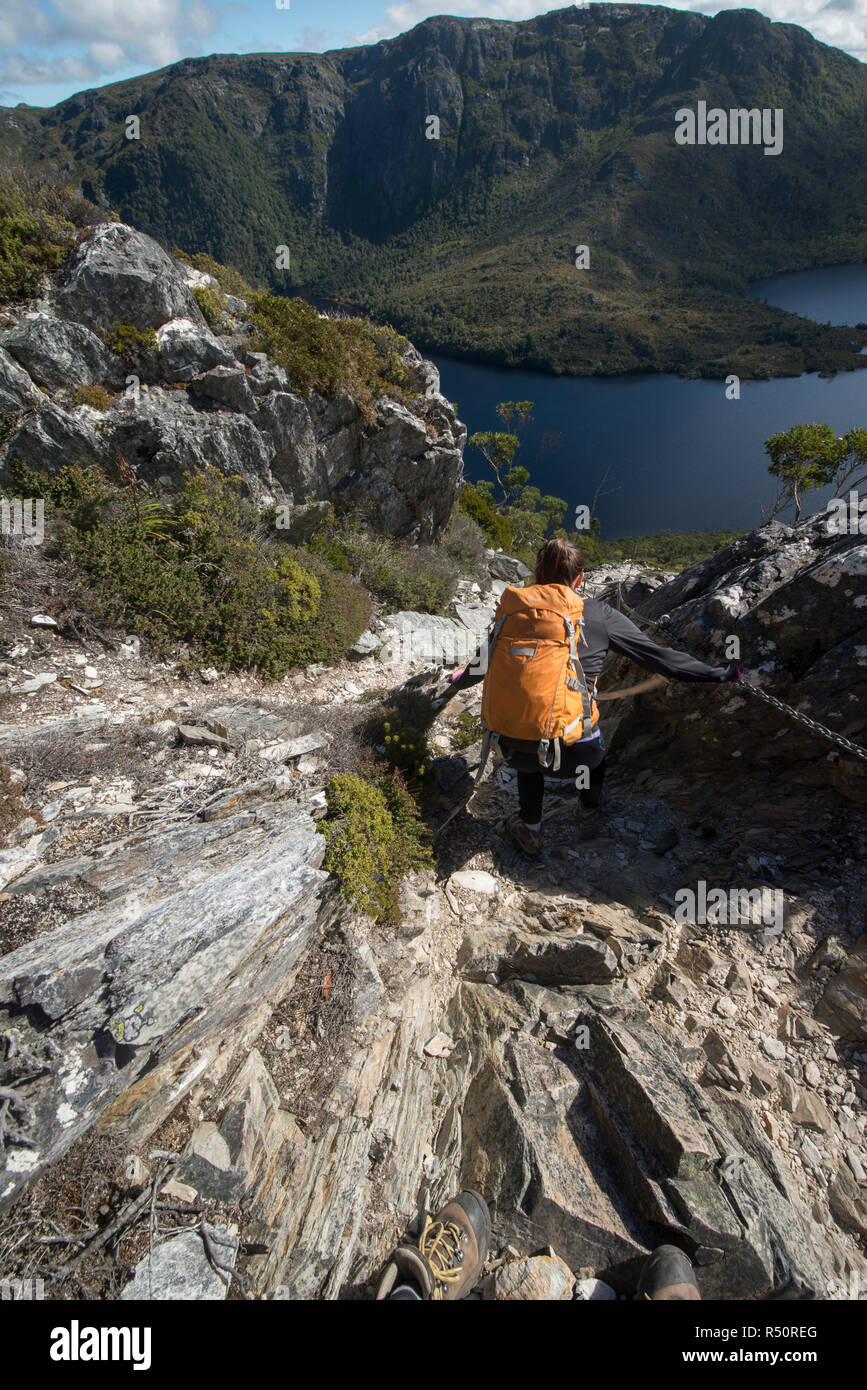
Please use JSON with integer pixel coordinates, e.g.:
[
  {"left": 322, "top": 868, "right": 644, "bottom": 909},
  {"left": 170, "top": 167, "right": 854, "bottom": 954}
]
[
  {"left": 0, "top": 223, "right": 464, "bottom": 540},
  {"left": 483, "top": 1253, "right": 574, "bottom": 1300},
  {"left": 120, "top": 1223, "right": 238, "bottom": 1301},
  {"left": 601, "top": 509, "right": 867, "bottom": 812},
  {"left": 56, "top": 223, "right": 203, "bottom": 333},
  {"left": 0, "top": 797, "right": 327, "bottom": 1209},
  {"left": 3, "top": 310, "right": 121, "bottom": 391},
  {"left": 156, "top": 317, "right": 237, "bottom": 381},
  {"left": 190, "top": 365, "right": 256, "bottom": 413}
]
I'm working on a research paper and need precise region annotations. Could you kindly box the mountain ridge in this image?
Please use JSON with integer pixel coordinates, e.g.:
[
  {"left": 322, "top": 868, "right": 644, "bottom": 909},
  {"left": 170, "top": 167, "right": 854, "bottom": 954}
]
[{"left": 2, "top": 5, "right": 867, "bottom": 377}]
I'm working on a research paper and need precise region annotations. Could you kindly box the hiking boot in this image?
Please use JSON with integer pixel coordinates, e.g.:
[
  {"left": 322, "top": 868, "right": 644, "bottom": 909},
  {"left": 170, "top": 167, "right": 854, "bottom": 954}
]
[
  {"left": 506, "top": 815, "right": 543, "bottom": 856},
  {"left": 376, "top": 1190, "right": 491, "bottom": 1301},
  {"left": 637, "top": 1244, "right": 701, "bottom": 1301},
  {"left": 578, "top": 788, "right": 603, "bottom": 817}
]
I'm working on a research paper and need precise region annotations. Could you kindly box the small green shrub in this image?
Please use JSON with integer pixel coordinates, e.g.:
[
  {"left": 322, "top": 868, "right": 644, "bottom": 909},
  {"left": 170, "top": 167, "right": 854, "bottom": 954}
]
[
  {"left": 175, "top": 250, "right": 253, "bottom": 299},
  {"left": 382, "top": 718, "right": 438, "bottom": 797},
  {"left": 247, "top": 293, "right": 411, "bottom": 421},
  {"left": 72, "top": 384, "right": 115, "bottom": 411},
  {"left": 438, "top": 509, "right": 489, "bottom": 585},
  {"left": 0, "top": 170, "right": 106, "bottom": 305},
  {"left": 453, "top": 711, "right": 483, "bottom": 749},
  {"left": 318, "top": 768, "right": 433, "bottom": 921},
  {"left": 193, "top": 284, "right": 226, "bottom": 331},
  {"left": 308, "top": 512, "right": 458, "bottom": 614},
  {"left": 107, "top": 322, "right": 157, "bottom": 365},
  {"left": 13, "top": 463, "right": 370, "bottom": 677},
  {"left": 458, "top": 482, "right": 513, "bottom": 550}
]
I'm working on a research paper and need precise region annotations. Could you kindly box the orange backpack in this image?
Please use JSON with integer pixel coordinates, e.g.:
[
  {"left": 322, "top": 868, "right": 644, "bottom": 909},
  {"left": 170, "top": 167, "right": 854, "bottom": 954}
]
[{"left": 481, "top": 583, "right": 599, "bottom": 769}]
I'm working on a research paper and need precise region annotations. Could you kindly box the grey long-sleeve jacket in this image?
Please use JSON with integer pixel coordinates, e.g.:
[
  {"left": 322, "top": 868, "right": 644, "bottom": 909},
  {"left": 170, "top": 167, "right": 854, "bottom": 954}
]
[{"left": 451, "top": 595, "right": 735, "bottom": 693}]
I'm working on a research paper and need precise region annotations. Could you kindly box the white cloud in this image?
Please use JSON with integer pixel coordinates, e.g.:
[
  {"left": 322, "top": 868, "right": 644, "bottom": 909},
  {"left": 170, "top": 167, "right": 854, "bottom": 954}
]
[
  {"left": 89, "top": 41, "right": 126, "bottom": 69},
  {"left": 0, "top": 0, "right": 225, "bottom": 88},
  {"left": 0, "top": 0, "right": 53, "bottom": 48}
]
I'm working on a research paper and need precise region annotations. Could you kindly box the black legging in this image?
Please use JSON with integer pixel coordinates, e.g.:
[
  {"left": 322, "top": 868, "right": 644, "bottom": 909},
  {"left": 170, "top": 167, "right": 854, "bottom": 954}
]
[{"left": 503, "top": 733, "right": 606, "bottom": 824}]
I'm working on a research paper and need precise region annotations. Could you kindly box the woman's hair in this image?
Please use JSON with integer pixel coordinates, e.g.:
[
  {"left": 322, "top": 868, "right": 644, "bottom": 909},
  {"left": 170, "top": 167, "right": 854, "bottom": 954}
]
[{"left": 534, "top": 537, "right": 585, "bottom": 587}]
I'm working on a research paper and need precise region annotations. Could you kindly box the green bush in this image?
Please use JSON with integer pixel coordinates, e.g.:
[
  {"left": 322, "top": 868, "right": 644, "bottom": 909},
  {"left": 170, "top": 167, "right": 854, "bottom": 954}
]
[
  {"left": 72, "top": 384, "right": 115, "bottom": 411},
  {"left": 458, "top": 482, "right": 513, "bottom": 550},
  {"left": 14, "top": 464, "right": 370, "bottom": 677},
  {"left": 453, "top": 711, "right": 484, "bottom": 749},
  {"left": 193, "top": 284, "right": 226, "bottom": 331},
  {"left": 318, "top": 769, "right": 433, "bottom": 921},
  {"left": 175, "top": 249, "right": 253, "bottom": 299},
  {"left": 382, "top": 718, "right": 438, "bottom": 797},
  {"left": 0, "top": 170, "right": 106, "bottom": 306},
  {"left": 247, "top": 293, "right": 412, "bottom": 421},
  {"left": 437, "top": 509, "right": 489, "bottom": 584},
  {"left": 308, "top": 512, "right": 458, "bottom": 614},
  {"left": 107, "top": 322, "right": 157, "bottom": 365}
]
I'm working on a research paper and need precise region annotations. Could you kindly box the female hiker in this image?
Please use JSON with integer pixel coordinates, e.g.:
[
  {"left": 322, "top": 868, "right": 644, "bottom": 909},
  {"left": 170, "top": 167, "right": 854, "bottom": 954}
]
[{"left": 448, "top": 537, "right": 740, "bottom": 855}]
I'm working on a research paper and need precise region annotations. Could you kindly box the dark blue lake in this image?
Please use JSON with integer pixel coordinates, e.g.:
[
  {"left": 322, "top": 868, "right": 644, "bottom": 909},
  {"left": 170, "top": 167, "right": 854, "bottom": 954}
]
[{"left": 431, "top": 265, "right": 867, "bottom": 539}]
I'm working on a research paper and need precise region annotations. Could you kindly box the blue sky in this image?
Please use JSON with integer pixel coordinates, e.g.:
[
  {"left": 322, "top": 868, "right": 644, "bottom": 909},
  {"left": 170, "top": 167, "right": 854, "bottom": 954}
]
[{"left": 1, "top": 1, "right": 864, "bottom": 110}]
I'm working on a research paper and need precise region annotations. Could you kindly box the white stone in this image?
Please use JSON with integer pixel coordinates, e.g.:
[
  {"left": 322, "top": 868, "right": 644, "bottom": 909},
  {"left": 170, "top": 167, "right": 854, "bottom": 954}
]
[
  {"left": 449, "top": 869, "right": 498, "bottom": 895},
  {"left": 575, "top": 1278, "right": 617, "bottom": 1300}
]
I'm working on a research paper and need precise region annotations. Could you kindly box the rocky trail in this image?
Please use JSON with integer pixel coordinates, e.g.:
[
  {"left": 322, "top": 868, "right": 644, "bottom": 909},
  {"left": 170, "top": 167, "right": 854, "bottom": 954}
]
[
  {"left": 0, "top": 217, "right": 865, "bottom": 1301},
  {"left": 1, "top": 536, "right": 866, "bottom": 1301}
]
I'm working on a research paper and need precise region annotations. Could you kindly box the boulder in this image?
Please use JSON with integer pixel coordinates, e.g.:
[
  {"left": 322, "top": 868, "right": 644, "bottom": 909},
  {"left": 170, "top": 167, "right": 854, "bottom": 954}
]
[
  {"left": 155, "top": 317, "right": 236, "bottom": 382},
  {"left": 488, "top": 553, "right": 530, "bottom": 583},
  {"left": 379, "top": 612, "right": 477, "bottom": 667},
  {"left": 190, "top": 366, "right": 256, "bottom": 413},
  {"left": 0, "top": 798, "right": 327, "bottom": 1209},
  {"left": 275, "top": 500, "right": 331, "bottom": 545},
  {"left": 0, "top": 346, "right": 43, "bottom": 411},
  {"left": 120, "top": 1223, "right": 238, "bottom": 1300},
  {"left": 56, "top": 223, "right": 203, "bottom": 333},
  {"left": 0, "top": 397, "right": 109, "bottom": 483},
  {"left": 600, "top": 511, "right": 867, "bottom": 814},
  {"left": 483, "top": 1253, "right": 574, "bottom": 1300},
  {"left": 3, "top": 310, "right": 121, "bottom": 391},
  {"left": 457, "top": 923, "right": 618, "bottom": 986},
  {"left": 247, "top": 357, "right": 290, "bottom": 395}
]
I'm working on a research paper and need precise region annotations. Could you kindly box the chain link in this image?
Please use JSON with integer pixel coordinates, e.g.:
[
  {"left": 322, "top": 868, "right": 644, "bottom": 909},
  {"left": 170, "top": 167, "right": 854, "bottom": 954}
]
[{"left": 615, "top": 581, "right": 867, "bottom": 765}]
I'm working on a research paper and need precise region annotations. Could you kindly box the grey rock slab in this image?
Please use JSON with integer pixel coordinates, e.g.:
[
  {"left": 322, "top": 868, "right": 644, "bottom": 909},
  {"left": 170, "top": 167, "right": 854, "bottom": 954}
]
[
  {"left": 452, "top": 602, "right": 495, "bottom": 634},
  {"left": 817, "top": 935, "right": 867, "bottom": 1044},
  {"left": 176, "top": 723, "right": 233, "bottom": 750},
  {"left": 580, "top": 1008, "right": 715, "bottom": 1180},
  {"left": 120, "top": 1223, "right": 238, "bottom": 1300},
  {"left": 0, "top": 345, "right": 44, "bottom": 411},
  {"left": 155, "top": 317, "right": 236, "bottom": 382},
  {"left": 190, "top": 366, "right": 256, "bottom": 413},
  {"left": 3, "top": 310, "right": 121, "bottom": 391},
  {"left": 380, "top": 612, "right": 477, "bottom": 667},
  {"left": 488, "top": 553, "right": 530, "bottom": 583},
  {"left": 0, "top": 397, "right": 109, "bottom": 484},
  {"left": 0, "top": 801, "right": 327, "bottom": 1209},
  {"left": 458, "top": 924, "right": 617, "bottom": 986},
  {"left": 57, "top": 223, "right": 202, "bottom": 334},
  {"left": 256, "top": 732, "right": 330, "bottom": 763}
]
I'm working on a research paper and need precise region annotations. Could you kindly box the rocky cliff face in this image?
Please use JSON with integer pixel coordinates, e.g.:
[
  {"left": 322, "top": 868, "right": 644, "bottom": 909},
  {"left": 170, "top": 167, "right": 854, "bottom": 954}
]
[
  {"left": 600, "top": 508, "right": 867, "bottom": 814},
  {"left": 1, "top": 520, "right": 865, "bottom": 1300},
  {"left": 3, "top": 6, "right": 866, "bottom": 376},
  {"left": 0, "top": 222, "right": 465, "bottom": 542}
]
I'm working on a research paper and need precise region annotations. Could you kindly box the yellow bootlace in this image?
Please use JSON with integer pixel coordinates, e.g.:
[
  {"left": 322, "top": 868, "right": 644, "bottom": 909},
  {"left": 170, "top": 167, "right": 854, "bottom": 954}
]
[{"left": 418, "top": 1215, "right": 465, "bottom": 1300}]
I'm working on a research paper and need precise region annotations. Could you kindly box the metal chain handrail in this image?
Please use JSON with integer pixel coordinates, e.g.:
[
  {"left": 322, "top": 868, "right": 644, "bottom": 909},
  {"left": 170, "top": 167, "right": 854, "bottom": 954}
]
[{"left": 614, "top": 581, "right": 867, "bottom": 765}]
